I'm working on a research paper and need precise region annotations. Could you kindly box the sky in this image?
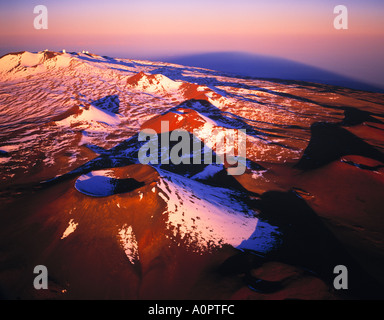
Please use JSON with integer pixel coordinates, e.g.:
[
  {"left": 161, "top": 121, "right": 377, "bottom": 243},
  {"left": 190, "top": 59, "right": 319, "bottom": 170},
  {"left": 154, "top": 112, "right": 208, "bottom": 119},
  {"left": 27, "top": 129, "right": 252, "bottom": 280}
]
[{"left": 0, "top": 0, "right": 383, "bottom": 88}]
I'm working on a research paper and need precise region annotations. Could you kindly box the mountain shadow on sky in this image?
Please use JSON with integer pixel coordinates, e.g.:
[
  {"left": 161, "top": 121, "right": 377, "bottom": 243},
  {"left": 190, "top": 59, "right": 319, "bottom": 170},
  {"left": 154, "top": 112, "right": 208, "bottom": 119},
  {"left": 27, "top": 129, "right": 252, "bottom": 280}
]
[{"left": 161, "top": 52, "right": 383, "bottom": 93}]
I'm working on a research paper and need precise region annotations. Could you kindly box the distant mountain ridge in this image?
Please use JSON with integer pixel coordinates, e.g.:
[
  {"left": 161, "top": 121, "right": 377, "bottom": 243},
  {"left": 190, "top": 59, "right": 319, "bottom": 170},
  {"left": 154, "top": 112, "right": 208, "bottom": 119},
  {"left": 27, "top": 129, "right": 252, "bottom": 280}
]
[{"left": 161, "top": 52, "right": 384, "bottom": 93}]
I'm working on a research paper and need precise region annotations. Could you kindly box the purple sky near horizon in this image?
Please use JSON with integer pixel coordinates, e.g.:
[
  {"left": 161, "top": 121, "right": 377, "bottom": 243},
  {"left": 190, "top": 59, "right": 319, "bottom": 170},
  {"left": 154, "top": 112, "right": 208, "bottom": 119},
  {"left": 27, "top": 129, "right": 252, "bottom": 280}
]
[{"left": 0, "top": 0, "right": 384, "bottom": 87}]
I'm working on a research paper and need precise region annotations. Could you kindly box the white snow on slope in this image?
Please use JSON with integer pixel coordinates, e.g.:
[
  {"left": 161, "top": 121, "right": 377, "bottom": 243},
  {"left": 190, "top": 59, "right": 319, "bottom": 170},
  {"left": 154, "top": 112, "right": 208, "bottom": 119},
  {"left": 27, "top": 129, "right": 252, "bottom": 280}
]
[
  {"left": 20, "top": 52, "right": 44, "bottom": 67},
  {"left": 61, "top": 218, "right": 79, "bottom": 239},
  {"left": 129, "top": 72, "right": 183, "bottom": 94},
  {"left": 0, "top": 54, "right": 19, "bottom": 73},
  {"left": 0, "top": 51, "right": 73, "bottom": 78},
  {"left": 118, "top": 224, "right": 140, "bottom": 264},
  {"left": 157, "top": 169, "right": 280, "bottom": 252},
  {"left": 56, "top": 105, "right": 121, "bottom": 128}
]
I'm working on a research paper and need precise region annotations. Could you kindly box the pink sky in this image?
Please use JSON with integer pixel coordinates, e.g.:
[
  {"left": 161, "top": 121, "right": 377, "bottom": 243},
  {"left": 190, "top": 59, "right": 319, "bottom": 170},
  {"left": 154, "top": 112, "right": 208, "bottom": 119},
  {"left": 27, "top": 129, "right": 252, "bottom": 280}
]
[{"left": 1, "top": 0, "right": 383, "bottom": 87}]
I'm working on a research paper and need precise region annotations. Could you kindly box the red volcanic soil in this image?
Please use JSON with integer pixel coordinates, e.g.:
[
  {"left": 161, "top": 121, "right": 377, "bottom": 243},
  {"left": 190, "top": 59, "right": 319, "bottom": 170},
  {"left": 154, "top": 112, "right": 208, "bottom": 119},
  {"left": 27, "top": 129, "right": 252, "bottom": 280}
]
[
  {"left": 49, "top": 105, "right": 83, "bottom": 122},
  {"left": 141, "top": 108, "right": 207, "bottom": 133},
  {"left": 0, "top": 165, "right": 238, "bottom": 299},
  {"left": 294, "top": 158, "right": 384, "bottom": 278},
  {"left": 1, "top": 52, "right": 384, "bottom": 300}
]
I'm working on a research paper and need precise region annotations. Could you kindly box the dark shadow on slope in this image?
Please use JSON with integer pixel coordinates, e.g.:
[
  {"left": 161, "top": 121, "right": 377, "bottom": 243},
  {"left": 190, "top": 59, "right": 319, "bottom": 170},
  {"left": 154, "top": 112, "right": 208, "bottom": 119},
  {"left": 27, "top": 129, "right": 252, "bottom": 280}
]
[
  {"left": 82, "top": 144, "right": 109, "bottom": 155},
  {"left": 295, "top": 122, "right": 384, "bottom": 170},
  {"left": 218, "top": 190, "right": 384, "bottom": 299},
  {"left": 75, "top": 53, "right": 137, "bottom": 71},
  {"left": 341, "top": 107, "right": 383, "bottom": 126},
  {"left": 91, "top": 95, "right": 120, "bottom": 114},
  {"left": 195, "top": 166, "right": 262, "bottom": 195},
  {"left": 0, "top": 150, "right": 9, "bottom": 157}
]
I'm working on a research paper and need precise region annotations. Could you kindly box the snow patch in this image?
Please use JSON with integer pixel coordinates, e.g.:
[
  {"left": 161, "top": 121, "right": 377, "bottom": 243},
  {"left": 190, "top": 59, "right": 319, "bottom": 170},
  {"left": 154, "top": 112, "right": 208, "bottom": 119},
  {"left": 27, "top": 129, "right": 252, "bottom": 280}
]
[
  {"left": 191, "top": 164, "right": 223, "bottom": 180},
  {"left": 0, "top": 157, "right": 11, "bottom": 164},
  {"left": 118, "top": 224, "right": 140, "bottom": 264},
  {"left": 157, "top": 169, "right": 279, "bottom": 252},
  {"left": 0, "top": 54, "right": 20, "bottom": 73},
  {"left": 56, "top": 105, "right": 121, "bottom": 128},
  {"left": 20, "top": 52, "right": 44, "bottom": 67},
  {"left": 0, "top": 145, "right": 19, "bottom": 153},
  {"left": 251, "top": 169, "right": 268, "bottom": 180},
  {"left": 61, "top": 219, "right": 78, "bottom": 239}
]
